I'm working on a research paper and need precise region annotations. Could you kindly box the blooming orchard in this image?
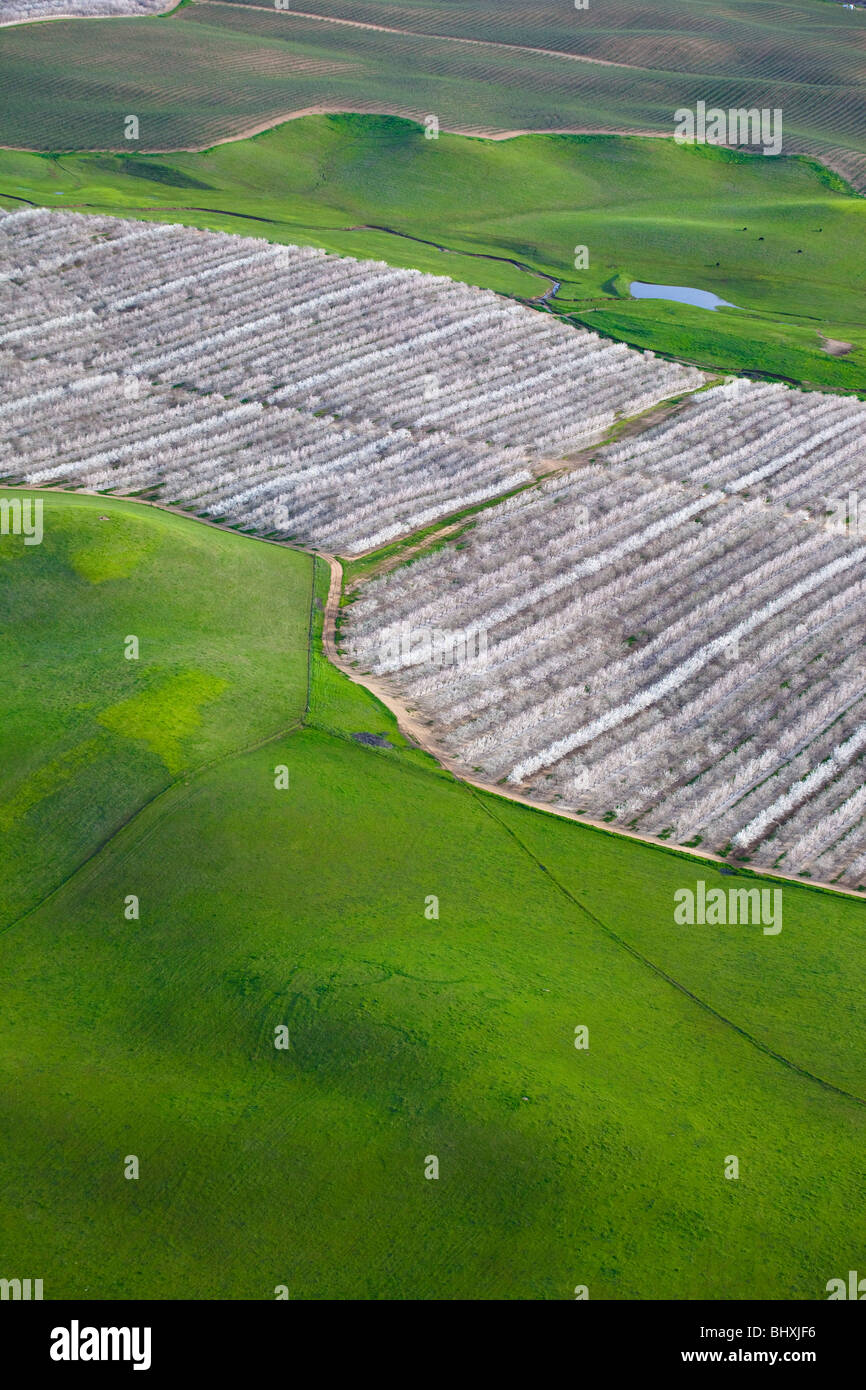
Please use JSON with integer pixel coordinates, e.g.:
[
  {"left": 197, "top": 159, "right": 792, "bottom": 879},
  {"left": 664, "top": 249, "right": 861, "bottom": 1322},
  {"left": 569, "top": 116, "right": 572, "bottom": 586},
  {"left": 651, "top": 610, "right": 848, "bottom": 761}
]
[
  {"left": 0, "top": 1, "right": 165, "bottom": 20},
  {"left": 0, "top": 0, "right": 164, "bottom": 18},
  {"left": 345, "top": 395, "right": 866, "bottom": 889},
  {"left": 0, "top": 209, "right": 700, "bottom": 550},
  {"left": 6, "top": 207, "right": 866, "bottom": 887}
]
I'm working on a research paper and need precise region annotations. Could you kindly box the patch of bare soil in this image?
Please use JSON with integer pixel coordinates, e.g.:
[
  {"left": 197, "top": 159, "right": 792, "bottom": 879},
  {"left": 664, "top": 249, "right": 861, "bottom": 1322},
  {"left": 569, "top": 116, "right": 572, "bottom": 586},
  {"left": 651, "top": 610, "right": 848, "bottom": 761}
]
[{"left": 819, "top": 335, "right": 854, "bottom": 356}]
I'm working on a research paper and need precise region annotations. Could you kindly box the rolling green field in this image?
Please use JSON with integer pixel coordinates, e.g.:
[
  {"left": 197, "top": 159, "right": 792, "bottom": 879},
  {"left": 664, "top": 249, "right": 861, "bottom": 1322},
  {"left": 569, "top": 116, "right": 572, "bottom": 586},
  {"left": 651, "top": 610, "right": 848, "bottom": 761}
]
[
  {"left": 1, "top": 491, "right": 865, "bottom": 1299},
  {"left": 2, "top": 116, "right": 864, "bottom": 390},
  {"left": 1, "top": 0, "right": 865, "bottom": 192},
  {"left": 0, "top": 494, "right": 310, "bottom": 926}
]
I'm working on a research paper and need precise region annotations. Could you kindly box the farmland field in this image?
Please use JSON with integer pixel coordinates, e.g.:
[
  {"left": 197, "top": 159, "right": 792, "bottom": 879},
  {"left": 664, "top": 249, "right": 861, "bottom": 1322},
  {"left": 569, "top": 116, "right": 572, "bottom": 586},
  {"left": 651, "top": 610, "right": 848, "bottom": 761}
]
[
  {"left": 3, "top": 0, "right": 866, "bottom": 1321},
  {"left": 343, "top": 378, "right": 866, "bottom": 889},
  {"left": 1, "top": 117, "right": 865, "bottom": 391},
  {"left": 0, "top": 208, "right": 704, "bottom": 548},
  {"left": 0, "top": 0, "right": 865, "bottom": 194},
  {"left": 5, "top": 207, "right": 866, "bottom": 891},
  {"left": 1, "top": 490, "right": 865, "bottom": 1300}
]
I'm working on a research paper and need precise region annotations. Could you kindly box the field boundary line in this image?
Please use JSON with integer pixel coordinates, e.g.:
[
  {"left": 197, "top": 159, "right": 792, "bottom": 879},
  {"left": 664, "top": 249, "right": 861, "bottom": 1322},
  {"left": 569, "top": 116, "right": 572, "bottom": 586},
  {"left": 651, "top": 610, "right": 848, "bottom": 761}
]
[
  {"left": 303, "top": 553, "right": 321, "bottom": 720},
  {"left": 469, "top": 787, "right": 866, "bottom": 1108},
  {"left": 320, "top": 553, "right": 866, "bottom": 905},
  {"left": 0, "top": 717, "right": 306, "bottom": 938},
  {"left": 0, "top": 483, "right": 320, "bottom": 551}
]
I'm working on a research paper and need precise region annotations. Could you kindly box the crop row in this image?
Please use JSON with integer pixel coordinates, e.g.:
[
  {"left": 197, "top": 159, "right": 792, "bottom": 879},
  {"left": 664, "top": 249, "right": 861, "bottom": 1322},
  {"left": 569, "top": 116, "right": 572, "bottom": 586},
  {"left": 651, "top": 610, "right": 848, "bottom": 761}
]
[
  {"left": 0, "top": 0, "right": 165, "bottom": 20},
  {"left": 600, "top": 377, "right": 866, "bottom": 519},
  {"left": 0, "top": 208, "right": 700, "bottom": 549},
  {"left": 344, "top": 447, "right": 866, "bottom": 887}
]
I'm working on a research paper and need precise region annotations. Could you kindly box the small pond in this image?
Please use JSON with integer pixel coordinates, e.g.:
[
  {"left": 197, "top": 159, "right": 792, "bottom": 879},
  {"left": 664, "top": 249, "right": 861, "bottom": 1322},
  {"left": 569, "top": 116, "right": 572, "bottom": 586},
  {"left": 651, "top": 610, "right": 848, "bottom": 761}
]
[{"left": 629, "top": 281, "right": 738, "bottom": 311}]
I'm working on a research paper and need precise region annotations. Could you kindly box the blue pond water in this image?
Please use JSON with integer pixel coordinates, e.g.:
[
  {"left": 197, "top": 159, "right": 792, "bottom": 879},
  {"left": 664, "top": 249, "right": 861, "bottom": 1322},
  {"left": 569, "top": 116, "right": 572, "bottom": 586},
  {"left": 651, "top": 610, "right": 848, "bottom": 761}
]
[{"left": 629, "top": 281, "right": 738, "bottom": 311}]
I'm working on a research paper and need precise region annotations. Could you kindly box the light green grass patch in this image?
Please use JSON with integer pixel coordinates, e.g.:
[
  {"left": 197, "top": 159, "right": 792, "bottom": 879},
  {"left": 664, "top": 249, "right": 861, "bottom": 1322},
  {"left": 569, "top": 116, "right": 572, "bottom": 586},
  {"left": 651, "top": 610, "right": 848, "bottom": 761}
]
[
  {"left": 68, "top": 516, "right": 161, "bottom": 583},
  {"left": 0, "top": 491, "right": 311, "bottom": 923},
  {"left": 98, "top": 669, "right": 229, "bottom": 773}
]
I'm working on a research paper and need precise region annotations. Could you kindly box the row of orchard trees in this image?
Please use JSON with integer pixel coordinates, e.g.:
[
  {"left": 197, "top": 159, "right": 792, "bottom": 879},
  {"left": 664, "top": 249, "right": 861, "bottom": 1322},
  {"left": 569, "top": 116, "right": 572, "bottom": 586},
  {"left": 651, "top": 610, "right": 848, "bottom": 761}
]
[
  {"left": 603, "top": 377, "right": 866, "bottom": 518},
  {"left": 344, "top": 458, "right": 866, "bottom": 887},
  {"left": 4, "top": 366, "right": 532, "bottom": 552},
  {"left": 1, "top": 207, "right": 701, "bottom": 462},
  {"left": 1, "top": 0, "right": 165, "bottom": 21},
  {"left": 0, "top": 208, "right": 700, "bottom": 549}
]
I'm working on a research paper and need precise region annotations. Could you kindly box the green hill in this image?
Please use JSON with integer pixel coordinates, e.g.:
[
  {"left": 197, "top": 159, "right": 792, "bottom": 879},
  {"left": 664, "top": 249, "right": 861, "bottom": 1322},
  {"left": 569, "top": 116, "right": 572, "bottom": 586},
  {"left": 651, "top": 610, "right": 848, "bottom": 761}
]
[
  {"left": 2, "top": 116, "right": 864, "bottom": 390},
  {"left": 1, "top": 491, "right": 864, "bottom": 1299},
  {"left": 2, "top": 0, "right": 865, "bottom": 195}
]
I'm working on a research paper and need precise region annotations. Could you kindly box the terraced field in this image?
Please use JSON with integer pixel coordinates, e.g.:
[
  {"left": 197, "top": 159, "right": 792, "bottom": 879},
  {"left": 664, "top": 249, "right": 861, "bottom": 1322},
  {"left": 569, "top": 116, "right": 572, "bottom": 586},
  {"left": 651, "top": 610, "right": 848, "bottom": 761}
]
[{"left": 1, "top": 0, "right": 864, "bottom": 191}]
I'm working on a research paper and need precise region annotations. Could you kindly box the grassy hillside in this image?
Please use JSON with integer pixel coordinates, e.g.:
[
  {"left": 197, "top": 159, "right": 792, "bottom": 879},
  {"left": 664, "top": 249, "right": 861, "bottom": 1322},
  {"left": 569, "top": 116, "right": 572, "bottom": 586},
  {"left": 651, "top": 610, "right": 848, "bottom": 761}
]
[
  {"left": 0, "top": 493, "right": 310, "bottom": 925},
  {"left": 2, "top": 116, "right": 864, "bottom": 390},
  {"left": 1, "top": 492, "right": 864, "bottom": 1299},
  {"left": 1, "top": 0, "right": 864, "bottom": 189}
]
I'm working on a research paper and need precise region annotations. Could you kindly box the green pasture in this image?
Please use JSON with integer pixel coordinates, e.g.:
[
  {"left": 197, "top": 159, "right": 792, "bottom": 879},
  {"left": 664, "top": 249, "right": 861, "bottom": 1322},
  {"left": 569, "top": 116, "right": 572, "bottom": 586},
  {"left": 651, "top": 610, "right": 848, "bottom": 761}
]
[{"left": 1, "top": 494, "right": 864, "bottom": 1298}]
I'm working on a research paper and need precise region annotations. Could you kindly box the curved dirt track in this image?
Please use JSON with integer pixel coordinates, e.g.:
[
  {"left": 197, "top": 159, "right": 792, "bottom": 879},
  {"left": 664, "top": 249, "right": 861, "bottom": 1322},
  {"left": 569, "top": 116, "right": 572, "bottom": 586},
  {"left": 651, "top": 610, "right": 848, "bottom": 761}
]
[
  {"left": 5, "top": 486, "right": 863, "bottom": 904},
  {"left": 0, "top": 107, "right": 677, "bottom": 155},
  {"left": 318, "top": 551, "right": 866, "bottom": 904}
]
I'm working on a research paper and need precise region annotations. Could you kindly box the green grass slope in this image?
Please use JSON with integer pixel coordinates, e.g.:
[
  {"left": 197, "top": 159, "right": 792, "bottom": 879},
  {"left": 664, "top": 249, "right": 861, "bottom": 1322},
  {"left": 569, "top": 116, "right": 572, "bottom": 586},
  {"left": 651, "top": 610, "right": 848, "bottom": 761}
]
[
  {"left": 1, "top": 494, "right": 864, "bottom": 1299},
  {"left": 2, "top": 116, "right": 864, "bottom": 390},
  {"left": 0, "top": 492, "right": 310, "bottom": 925},
  {"left": 2, "top": 0, "right": 865, "bottom": 190}
]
